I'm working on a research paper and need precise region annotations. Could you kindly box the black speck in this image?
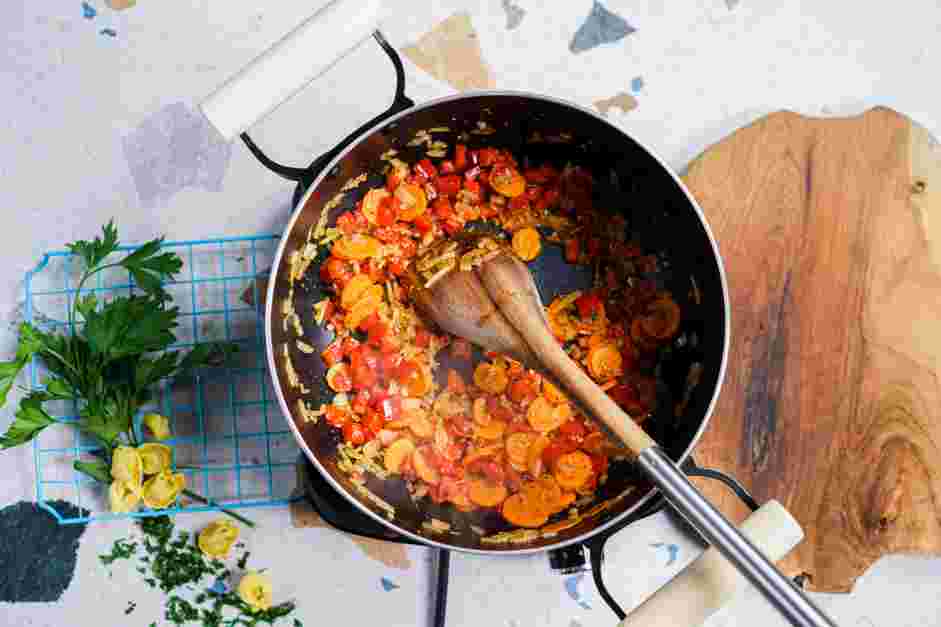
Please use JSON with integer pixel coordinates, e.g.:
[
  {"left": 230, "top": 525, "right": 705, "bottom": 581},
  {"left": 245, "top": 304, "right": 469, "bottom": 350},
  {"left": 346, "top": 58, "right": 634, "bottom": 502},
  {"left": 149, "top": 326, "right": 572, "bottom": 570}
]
[{"left": 125, "top": 600, "right": 137, "bottom": 615}]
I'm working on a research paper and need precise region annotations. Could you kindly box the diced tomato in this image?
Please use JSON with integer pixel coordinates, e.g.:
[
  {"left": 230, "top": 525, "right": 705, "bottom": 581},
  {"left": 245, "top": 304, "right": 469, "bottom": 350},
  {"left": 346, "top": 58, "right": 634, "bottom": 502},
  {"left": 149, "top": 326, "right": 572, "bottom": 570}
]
[
  {"left": 341, "top": 337, "right": 361, "bottom": 356},
  {"left": 395, "top": 359, "right": 419, "bottom": 383},
  {"left": 367, "top": 321, "right": 389, "bottom": 348},
  {"left": 321, "top": 341, "right": 344, "bottom": 367},
  {"left": 432, "top": 197, "right": 453, "bottom": 219},
  {"left": 463, "top": 179, "right": 481, "bottom": 196},
  {"left": 575, "top": 292, "right": 602, "bottom": 319},
  {"left": 414, "top": 328, "right": 432, "bottom": 348},
  {"left": 442, "top": 219, "right": 463, "bottom": 236},
  {"left": 479, "top": 203, "right": 498, "bottom": 219},
  {"left": 342, "top": 421, "right": 368, "bottom": 445},
  {"left": 386, "top": 171, "right": 402, "bottom": 191},
  {"left": 439, "top": 160, "right": 456, "bottom": 174},
  {"left": 376, "top": 197, "right": 397, "bottom": 226},
  {"left": 369, "top": 387, "right": 389, "bottom": 408},
  {"left": 380, "top": 396, "right": 401, "bottom": 421},
  {"left": 351, "top": 390, "right": 370, "bottom": 415},
  {"left": 525, "top": 185, "right": 542, "bottom": 201},
  {"left": 436, "top": 174, "right": 462, "bottom": 197},
  {"left": 325, "top": 257, "right": 353, "bottom": 284},
  {"left": 464, "top": 165, "right": 481, "bottom": 181},
  {"left": 446, "top": 369, "right": 466, "bottom": 394},
  {"left": 450, "top": 338, "right": 472, "bottom": 360},
  {"left": 364, "top": 409, "right": 386, "bottom": 435},
  {"left": 559, "top": 419, "right": 588, "bottom": 439},
  {"left": 358, "top": 311, "right": 381, "bottom": 333},
  {"left": 508, "top": 195, "right": 529, "bottom": 211},
  {"left": 380, "top": 352, "right": 400, "bottom": 374},
  {"left": 508, "top": 378, "right": 537, "bottom": 404},
  {"left": 414, "top": 158, "right": 437, "bottom": 180},
  {"left": 351, "top": 363, "right": 377, "bottom": 390},
  {"left": 542, "top": 437, "right": 579, "bottom": 466},
  {"left": 542, "top": 187, "right": 560, "bottom": 208},
  {"left": 387, "top": 258, "right": 408, "bottom": 276},
  {"left": 454, "top": 144, "right": 468, "bottom": 171},
  {"left": 414, "top": 214, "right": 434, "bottom": 234},
  {"left": 325, "top": 406, "right": 351, "bottom": 428}
]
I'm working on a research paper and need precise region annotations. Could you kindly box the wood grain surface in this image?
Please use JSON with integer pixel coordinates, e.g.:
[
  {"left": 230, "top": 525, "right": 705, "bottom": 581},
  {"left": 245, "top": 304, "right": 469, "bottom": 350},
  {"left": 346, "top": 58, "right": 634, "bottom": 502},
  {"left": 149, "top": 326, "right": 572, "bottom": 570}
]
[{"left": 682, "top": 107, "right": 941, "bottom": 592}]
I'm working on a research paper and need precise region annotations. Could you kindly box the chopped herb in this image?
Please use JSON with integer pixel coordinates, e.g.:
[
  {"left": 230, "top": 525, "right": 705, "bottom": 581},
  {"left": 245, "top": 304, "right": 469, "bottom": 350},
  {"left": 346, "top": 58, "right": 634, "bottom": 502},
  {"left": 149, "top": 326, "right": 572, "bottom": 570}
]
[
  {"left": 166, "top": 596, "right": 200, "bottom": 624},
  {"left": 99, "top": 538, "right": 137, "bottom": 565}
]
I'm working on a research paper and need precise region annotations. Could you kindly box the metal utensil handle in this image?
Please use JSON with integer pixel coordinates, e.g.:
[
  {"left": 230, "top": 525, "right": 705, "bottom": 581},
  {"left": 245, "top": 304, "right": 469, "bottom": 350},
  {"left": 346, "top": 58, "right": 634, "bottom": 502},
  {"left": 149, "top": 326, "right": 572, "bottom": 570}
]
[{"left": 638, "top": 447, "right": 838, "bottom": 627}]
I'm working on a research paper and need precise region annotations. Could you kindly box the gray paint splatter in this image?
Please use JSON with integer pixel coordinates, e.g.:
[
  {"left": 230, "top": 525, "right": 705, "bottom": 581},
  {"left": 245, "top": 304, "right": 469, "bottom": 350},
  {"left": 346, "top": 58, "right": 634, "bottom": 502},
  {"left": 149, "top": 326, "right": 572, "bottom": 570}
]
[
  {"left": 122, "top": 102, "right": 232, "bottom": 208},
  {"left": 570, "top": 1, "right": 636, "bottom": 54},
  {"left": 725, "top": 0, "right": 740, "bottom": 9},
  {"left": 0, "top": 501, "right": 88, "bottom": 602},
  {"left": 501, "top": 0, "right": 525, "bottom": 30}
]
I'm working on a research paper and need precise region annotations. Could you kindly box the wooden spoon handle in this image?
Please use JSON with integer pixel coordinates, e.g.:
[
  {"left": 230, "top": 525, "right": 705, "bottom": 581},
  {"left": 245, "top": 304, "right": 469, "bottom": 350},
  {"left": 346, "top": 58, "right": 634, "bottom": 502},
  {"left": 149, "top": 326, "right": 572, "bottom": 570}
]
[{"left": 477, "top": 257, "right": 656, "bottom": 456}]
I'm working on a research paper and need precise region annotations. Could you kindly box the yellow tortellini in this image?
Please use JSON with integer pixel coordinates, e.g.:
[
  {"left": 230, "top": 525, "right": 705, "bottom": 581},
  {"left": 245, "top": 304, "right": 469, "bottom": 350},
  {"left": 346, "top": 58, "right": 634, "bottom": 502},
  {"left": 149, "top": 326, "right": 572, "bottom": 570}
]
[
  {"left": 198, "top": 519, "right": 240, "bottom": 559},
  {"left": 138, "top": 443, "right": 173, "bottom": 475},
  {"left": 238, "top": 571, "right": 273, "bottom": 611},
  {"left": 143, "top": 413, "right": 172, "bottom": 441},
  {"left": 142, "top": 470, "right": 186, "bottom": 509},
  {"left": 109, "top": 480, "right": 141, "bottom": 513},
  {"left": 111, "top": 446, "right": 143, "bottom": 488}
]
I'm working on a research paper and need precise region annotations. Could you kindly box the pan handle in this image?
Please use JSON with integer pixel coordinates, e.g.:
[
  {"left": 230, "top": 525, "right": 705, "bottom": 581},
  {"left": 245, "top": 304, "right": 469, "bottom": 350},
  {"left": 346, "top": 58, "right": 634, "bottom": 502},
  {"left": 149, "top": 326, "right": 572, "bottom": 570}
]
[{"left": 200, "top": 0, "right": 385, "bottom": 141}]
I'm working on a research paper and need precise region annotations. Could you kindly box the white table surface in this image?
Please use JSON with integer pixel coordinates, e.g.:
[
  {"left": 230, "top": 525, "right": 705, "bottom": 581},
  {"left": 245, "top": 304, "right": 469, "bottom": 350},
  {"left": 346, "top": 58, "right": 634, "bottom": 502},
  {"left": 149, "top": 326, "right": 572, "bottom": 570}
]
[{"left": 2, "top": 1, "right": 940, "bottom": 626}]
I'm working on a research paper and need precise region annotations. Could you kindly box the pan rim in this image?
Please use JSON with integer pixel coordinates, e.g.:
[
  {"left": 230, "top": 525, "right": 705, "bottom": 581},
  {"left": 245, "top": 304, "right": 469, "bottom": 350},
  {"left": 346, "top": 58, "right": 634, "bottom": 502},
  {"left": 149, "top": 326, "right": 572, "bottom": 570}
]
[{"left": 264, "top": 89, "right": 731, "bottom": 555}]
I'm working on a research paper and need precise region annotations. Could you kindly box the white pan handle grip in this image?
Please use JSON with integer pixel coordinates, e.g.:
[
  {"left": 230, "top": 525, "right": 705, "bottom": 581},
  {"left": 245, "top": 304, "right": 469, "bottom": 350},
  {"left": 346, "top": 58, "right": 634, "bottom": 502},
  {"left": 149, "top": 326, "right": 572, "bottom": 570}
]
[
  {"left": 200, "top": 0, "right": 383, "bottom": 140},
  {"left": 618, "top": 500, "right": 804, "bottom": 627}
]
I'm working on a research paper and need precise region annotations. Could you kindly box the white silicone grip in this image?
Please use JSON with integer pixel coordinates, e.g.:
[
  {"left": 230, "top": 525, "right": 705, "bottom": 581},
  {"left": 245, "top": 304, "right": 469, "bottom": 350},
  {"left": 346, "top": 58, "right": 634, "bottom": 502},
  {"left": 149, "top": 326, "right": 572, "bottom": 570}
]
[
  {"left": 200, "top": 0, "right": 383, "bottom": 140},
  {"left": 618, "top": 500, "right": 804, "bottom": 627}
]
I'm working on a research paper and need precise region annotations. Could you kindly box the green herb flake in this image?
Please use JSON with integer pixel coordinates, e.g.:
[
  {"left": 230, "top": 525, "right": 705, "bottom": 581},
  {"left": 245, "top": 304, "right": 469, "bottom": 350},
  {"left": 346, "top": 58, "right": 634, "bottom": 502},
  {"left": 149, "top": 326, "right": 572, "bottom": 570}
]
[{"left": 99, "top": 538, "right": 137, "bottom": 566}]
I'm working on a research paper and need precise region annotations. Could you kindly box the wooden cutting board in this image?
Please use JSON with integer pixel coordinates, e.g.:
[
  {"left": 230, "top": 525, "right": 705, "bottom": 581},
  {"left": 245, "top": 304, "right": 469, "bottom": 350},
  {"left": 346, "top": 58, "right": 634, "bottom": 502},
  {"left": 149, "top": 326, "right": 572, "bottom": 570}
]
[{"left": 682, "top": 107, "right": 941, "bottom": 593}]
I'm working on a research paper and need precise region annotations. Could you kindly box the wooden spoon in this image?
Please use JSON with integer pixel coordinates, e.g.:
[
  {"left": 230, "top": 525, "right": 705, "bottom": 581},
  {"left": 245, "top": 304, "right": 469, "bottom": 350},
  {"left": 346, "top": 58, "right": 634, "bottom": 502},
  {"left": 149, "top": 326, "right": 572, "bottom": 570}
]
[{"left": 409, "top": 245, "right": 836, "bottom": 627}]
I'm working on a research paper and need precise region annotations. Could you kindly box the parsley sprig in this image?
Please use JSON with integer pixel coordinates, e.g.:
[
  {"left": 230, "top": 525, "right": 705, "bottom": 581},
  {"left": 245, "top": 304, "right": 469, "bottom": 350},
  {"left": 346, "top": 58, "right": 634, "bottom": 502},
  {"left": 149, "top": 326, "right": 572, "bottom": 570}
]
[{"left": 0, "top": 222, "right": 247, "bottom": 524}]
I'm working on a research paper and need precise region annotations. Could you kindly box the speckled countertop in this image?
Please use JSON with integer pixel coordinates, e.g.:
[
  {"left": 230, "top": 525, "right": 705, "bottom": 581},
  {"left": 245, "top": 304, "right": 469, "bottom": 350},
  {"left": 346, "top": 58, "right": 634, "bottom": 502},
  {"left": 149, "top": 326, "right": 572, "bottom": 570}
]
[{"left": 2, "top": 1, "right": 940, "bottom": 626}]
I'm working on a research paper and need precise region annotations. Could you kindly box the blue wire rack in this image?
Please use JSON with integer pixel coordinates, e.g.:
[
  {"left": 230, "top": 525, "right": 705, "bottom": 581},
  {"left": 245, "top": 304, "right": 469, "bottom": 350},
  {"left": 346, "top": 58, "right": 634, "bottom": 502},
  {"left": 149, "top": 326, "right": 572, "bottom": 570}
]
[{"left": 25, "top": 234, "right": 302, "bottom": 524}]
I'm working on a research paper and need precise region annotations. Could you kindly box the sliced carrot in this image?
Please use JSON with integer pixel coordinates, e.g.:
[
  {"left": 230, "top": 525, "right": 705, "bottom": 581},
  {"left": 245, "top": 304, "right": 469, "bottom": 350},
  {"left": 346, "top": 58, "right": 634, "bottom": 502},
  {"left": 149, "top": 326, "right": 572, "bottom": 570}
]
[
  {"left": 505, "top": 432, "right": 536, "bottom": 467},
  {"left": 527, "top": 396, "right": 567, "bottom": 433},
  {"left": 641, "top": 297, "right": 681, "bottom": 340},
  {"left": 340, "top": 274, "right": 375, "bottom": 310},
  {"left": 462, "top": 443, "right": 502, "bottom": 468},
  {"left": 474, "top": 419, "right": 507, "bottom": 440},
  {"left": 527, "top": 434, "right": 550, "bottom": 477},
  {"left": 524, "top": 476, "right": 562, "bottom": 516},
  {"left": 542, "top": 380, "right": 568, "bottom": 405},
  {"left": 409, "top": 414, "right": 435, "bottom": 439},
  {"left": 332, "top": 233, "right": 381, "bottom": 260},
  {"left": 360, "top": 188, "right": 391, "bottom": 224},
  {"left": 556, "top": 491, "right": 577, "bottom": 511},
  {"left": 468, "top": 477, "right": 508, "bottom": 507},
  {"left": 501, "top": 493, "right": 548, "bottom": 528},
  {"left": 395, "top": 183, "right": 428, "bottom": 221},
  {"left": 490, "top": 167, "right": 526, "bottom": 198},
  {"left": 587, "top": 342, "right": 623, "bottom": 381},
  {"left": 511, "top": 227, "right": 542, "bottom": 261},
  {"left": 553, "top": 451, "right": 594, "bottom": 490},
  {"left": 406, "top": 365, "right": 433, "bottom": 397},
  {"left": 472, "top": 397, "right": 489, "bottom": 425},
  {"left": 473, "top": 362, "right": 509, "bottom": 394},
  {"left": 325, "top": 363, "right": 352, "bottom": 392},
  {"left": 384, "top": 438, "right": 415, "bottom": 474},
  {"left": 412, "top": 447, "right": 440, "bottom": 485}
]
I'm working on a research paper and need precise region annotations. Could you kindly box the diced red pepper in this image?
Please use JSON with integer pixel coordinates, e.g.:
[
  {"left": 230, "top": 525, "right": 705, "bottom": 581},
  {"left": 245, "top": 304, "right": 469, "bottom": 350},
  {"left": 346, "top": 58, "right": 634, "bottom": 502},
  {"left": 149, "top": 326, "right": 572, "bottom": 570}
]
[
  {"left": 508, "top": 195, "right": 529, "bottom": 211},
  {"left": 336, "top": 212, "right": 357, "bottom": 236},
  {"left": 395, "top": 359, "right": 419, "bottom": 384},
  {"left": 341, "top": 337, "right": 361, "bottom": 357},
  {"left": 559, "top": 419, "right": 588, "bottom": 439},
  {"left": 376, "top": 196, "right": 397, "bottom": 226},
  {"left": 439, "top": 160, "right": 456, "bottom": 174},
  {"left": 477, "top": 148, "right": 498, "bottom": 167},
  {"left": 325, "top": 257, "right": 353, "bottom": 285},
  {"left": 432, "top": 197, "right": 453, "bottom": 219},
  {"left": 463, "top": 179, "right": 481, "bottom": 196},
  {"left": 436, "top": 174, "right": 462, "bottom": 197},
  {"left": 358, "top": 311, "right": 381, "bottom": 333},
  {"left": 351, "top": 362, "right": 377, "bottom": 390},
  {"left": 414, "top": 328, "right": 432, "bottom": 348},
  {"left": 321, "top": 341, "right": 344, "bottom": 367},
  {"left": 381, "top": 352, "right": 400, "bottom": 374},
  {"left": 367, "top": 321, "right": 389, "bottom": 348},
  {"left": 525, "top": 185, "right": 542, "bottom": 201},
  {"left": 508, "top": 378, "right": 537, "bottom": 405},
  {"left": 542, "top": 187, "right": 560, "bottom": 208},
  {"left": 325, "top": 406, "right": 351, "bottom": 428},
  {"left": 387, "top": 258, "right": 407, "bottom": 276},
  {"left": 386, "top": 171, "right": 402, "bottom": 191},
  {"left": 342, "top": 421, "right": 368, "bottom": 445},
  {"left": 575, "top": 292, "right": 602, "bottom": 319},
  {"left": 351, "top": 390, "right": 370, "bottom": 415},
  {"left": 590, "top": 454, "right": 609, "bottom": 476},
  {"left": 363, "top": 409, "right": 385, "bottom": 435},
  {"left": 414, "top": 158, "right": 437, "bottom": 180},
  {"left": 414, "top": 214, "right": 434, "bottom": 234},
  {"left": 442, "top": 219, "right": 463, "bottom": 236},
  {"left": 454, "top": 144, "right": 468, "bottom": 171}
]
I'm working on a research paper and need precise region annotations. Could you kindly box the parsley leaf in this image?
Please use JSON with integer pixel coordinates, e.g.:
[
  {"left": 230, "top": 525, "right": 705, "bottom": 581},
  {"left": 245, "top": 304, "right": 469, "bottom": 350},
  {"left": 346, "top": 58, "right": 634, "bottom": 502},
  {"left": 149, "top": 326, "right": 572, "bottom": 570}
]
[
  {"left": 178, "top": 342, "right": 237, "bottom": 374},
  {"left": 134, "top": 352, "right": 181, "bottom": 389},
  {"left": 0, "top": 392, "right": 56, "bottom": 448},
  {"left": 119, "top": 238, "right": 183, "bottom": 301},
  {"left": 0, "top": 322, "right": 55, "bottom": 406},
  {"left": 84, "top": 296, "right": 178, "bottom": 360},
  {"left": 67, "top": 220, "right": 119, "bottom": 270},
  {"left": 75, "top": 293, "right": 98, "bottom": 320},
  {"left": 74, "top": 459, "right": 110, "bottom": 483}
]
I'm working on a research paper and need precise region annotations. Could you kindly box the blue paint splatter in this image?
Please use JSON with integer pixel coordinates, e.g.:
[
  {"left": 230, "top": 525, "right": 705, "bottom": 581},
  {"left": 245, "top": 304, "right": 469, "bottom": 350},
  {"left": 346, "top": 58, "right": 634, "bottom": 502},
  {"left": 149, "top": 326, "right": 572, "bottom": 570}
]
[
  {"left": 563, "top": 574, "right": 592, "bottom": 610},
  {"left": 82, "top": 2, "right": 97, "bottom": 18},
  {"left": 99, "top": 28, "right": 117, "bottom": 37},
  {"left": 380, "top": 577, "right": 399, "bottom": 591},
  {"left": 650, "top": 542, "right": 680, "bottom": 566},
  {"left": 570, "top": 1, "right": 636, "bottom": 54},
  {"left": 208, "top": 578, "right": 228, "bottom": 595},
  {"left": 630, "top": 76, "right": 644, "bottom": 93}
]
